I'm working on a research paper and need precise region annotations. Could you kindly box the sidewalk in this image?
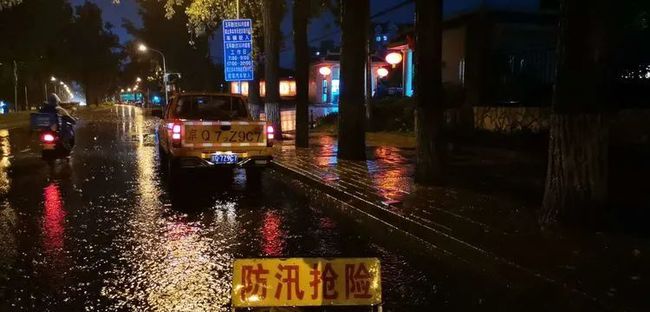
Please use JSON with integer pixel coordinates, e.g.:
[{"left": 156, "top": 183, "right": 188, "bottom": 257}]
[
  {"left": 273, "top": 133, "right": 649, "bottom": 311},
  {"left": 0, "top": 111, "right": 31, "bottom": 130}
]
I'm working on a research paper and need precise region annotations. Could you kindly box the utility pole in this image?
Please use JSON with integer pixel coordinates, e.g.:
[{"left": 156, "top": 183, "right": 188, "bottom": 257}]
[
  {"left": 24, "top": 85, "right": 28, "bottom": 110},
  {"left": 13, "top": 60, "right": 18, "bottom": 112}
]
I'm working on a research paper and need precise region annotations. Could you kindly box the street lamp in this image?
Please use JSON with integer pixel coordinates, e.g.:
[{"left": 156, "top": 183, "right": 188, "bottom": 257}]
[
  {"left": 136, "top": 77, "right": 142, "bottom": 82},
  {"left": 50, "top": 76, "right": 57, "bottom": 82},
  {"left": 138, "top": 43, "right": 168, "bottom": 106}
]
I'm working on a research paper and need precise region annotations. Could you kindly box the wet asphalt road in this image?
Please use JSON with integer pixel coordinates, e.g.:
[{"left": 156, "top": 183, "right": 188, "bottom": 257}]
[
  {"left": 1, "top": 105, "right": 557, "bottom": 312},
  {"left": 0, "top": 106, "right": 452, "bottom": 311}
]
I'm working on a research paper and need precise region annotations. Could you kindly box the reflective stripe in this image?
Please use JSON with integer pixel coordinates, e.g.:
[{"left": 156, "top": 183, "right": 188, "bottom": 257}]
[
  {"left": 182, "top": 142, "right": 267, "bottom": 147},
  {"left": 182, "top": 121, "right": 265, "bottom": 126}
]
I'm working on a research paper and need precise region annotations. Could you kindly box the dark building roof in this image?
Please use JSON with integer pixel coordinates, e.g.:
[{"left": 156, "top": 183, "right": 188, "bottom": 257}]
[{"left": 388, "top": 9, "right": 558, "bottom": 49}]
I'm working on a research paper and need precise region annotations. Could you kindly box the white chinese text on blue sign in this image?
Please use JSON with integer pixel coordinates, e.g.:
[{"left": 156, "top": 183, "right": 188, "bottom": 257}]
[{"left": 223, "top": 19, "right": 254, "bottom": 82}]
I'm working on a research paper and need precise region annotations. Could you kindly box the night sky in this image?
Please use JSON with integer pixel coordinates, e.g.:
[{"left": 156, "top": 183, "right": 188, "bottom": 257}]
[{"left": 70, "top": 0, "right": 539, "bottom": 68}]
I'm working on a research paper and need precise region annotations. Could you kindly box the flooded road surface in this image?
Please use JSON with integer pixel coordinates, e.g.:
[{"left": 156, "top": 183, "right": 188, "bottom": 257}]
[{"left": 0, "top": 106, "right": 509, "bottom": 311}]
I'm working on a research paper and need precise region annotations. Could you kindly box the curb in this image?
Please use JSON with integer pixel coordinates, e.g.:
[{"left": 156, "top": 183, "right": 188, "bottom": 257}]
[{"left": 270, "top": 160, "right": 604, "bottom": 309}]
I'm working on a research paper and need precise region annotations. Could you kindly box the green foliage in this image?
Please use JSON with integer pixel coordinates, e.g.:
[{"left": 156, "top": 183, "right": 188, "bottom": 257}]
[
  {"left": 156, "top": 0, "right": 266, "bottom": 60},
  {"left": 0, "top": 0, "right": 21, "bottom": 10},
  {"left": 372, "top": 97, "right": 415, "bottom": 132},
  {"left": 126, "top": 0, "right": 218, "bottom": 92},
  {"left": 66, "top": 2, "right": 123, "bottom": 104},
  {"left": 0, "top": 0, "right": 123, "bottom": 105}
]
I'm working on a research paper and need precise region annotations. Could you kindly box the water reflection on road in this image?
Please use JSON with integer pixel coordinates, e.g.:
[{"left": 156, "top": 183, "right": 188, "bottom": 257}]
[
  {"left": 0, "top": 128, "right": 17, "bottom": 284},
  {"left": 0, "top": 129, "right": 11, "bottom": 195},
  {"left": 0, "top": 106, "right": 440, "bottom": 311}
]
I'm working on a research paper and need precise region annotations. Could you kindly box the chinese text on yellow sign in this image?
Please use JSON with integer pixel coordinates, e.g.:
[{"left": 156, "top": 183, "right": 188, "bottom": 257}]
[{"left": 232, "top": 258, "right": 381, "bottom": 307}]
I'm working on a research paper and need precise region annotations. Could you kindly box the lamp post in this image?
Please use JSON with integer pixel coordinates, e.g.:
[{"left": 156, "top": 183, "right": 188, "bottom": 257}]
[{"left": 138, "top": 44, "right": 168, "bottom": 106}]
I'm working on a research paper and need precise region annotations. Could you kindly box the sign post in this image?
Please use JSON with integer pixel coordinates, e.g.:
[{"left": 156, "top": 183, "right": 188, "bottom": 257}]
[
  {"left": 232, "top": 258, "right": 382, "bottom": 310},
  {"left": 223, "top": 19, "right": 254, "bottom": 86}
]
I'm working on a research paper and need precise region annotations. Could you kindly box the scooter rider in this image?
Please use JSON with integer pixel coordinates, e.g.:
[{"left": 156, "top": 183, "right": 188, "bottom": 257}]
[
  {"left": 40, "top": 93, "right": 75, "bottom": 122},
  {"left": 40, "top": 93, "right": 76, "bottom": 150}
]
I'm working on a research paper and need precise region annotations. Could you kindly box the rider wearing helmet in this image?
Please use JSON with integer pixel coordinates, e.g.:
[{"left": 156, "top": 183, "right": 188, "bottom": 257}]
[
  {"left": 41, "top": 93, "right": 75, "bottom": 121},
  {"left": 39, "top": 93, "right": 77, "bottom": 151}
]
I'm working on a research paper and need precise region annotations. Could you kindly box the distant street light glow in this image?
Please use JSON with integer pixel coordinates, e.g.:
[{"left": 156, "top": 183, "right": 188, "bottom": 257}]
[
  {"left": 386, "top": 52, "right": 403, "bottom": 67},
  {"left": 138, "top": 43, "right": 168, "bottom": 105},
  {"left": 319, "top": 66, "right": 332, "bottom": 76},
  {"left": 50, "top": 76, "right": 57, "bottom": 82}
]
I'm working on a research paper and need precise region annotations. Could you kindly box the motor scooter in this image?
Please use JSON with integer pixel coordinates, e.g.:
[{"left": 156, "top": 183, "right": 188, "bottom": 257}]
[{"left": 30, "top": 112, "right": 76, "bottom": 160}]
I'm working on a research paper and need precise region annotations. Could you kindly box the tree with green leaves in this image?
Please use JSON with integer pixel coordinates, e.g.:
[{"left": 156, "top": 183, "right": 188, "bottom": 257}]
[
  {"left": 126, "top": 0, "right": 218, "bottom": 94},
  {"left": 0, "top": 0, "right": 75, "bottom": 106},
  {"left": 0, "top": 0, "right": 21, "bottom": 10},
  {"left": 66, "top": 2, "right": 122, "bottom": 105},
  {"left": 337, "top": 0, "right": 368, "bottom": 160},
  {"left": 414, "top": 0, "right": 445, "bottom": 185},
  {"left": 156, "top": 0, "right": 273, "bottom": 120}
]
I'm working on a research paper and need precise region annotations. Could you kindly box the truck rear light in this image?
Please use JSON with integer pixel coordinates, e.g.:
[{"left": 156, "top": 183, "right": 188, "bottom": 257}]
[
  {"left": 41, "top": 133, "right": 56, "bottom": 143},
  {"left": 171, "top": 122, "right": 182, "bottom": 147},
  {"left": 266, "top": 125, "right": 275, "bottom": 147},
  {"left": 266, "top": 125, "right": 275, "bottom": 140}
]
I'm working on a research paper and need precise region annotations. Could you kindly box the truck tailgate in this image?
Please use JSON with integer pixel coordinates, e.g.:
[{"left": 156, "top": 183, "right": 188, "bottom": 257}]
[{"left": 182, "top": 121, "right": 267, "bottom": 148}]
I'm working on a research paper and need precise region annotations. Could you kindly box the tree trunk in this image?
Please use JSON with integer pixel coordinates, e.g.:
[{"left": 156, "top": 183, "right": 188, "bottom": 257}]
[
  {"left": 249, "top": 36, "right": 264, "bottom": 119},
  {"left": 248, "top": 77, "right": 262, "bottom": 119},
  {"left": 365, "top": 46, "right": 374, "bottom": 131},
  {"left": 414, "top": 0, "right": 445, "bottom": 185},
  {"left": 262, "top": 0, "right": 282, "bottom": 139},
  {"left": 294, "top": 0, "right": 310, "bottom": 148},
  {"left": 540, "top": 0, "right": 614, "bottom": 225},
  {"left": 83, "top": 79, "right": 92, "bottom": 107},
  {"left": 541, "top": 114, "right": 609, "bottom": 224},
  {"left": 338, "top": 0, "right": 369, "bottom": 161}
]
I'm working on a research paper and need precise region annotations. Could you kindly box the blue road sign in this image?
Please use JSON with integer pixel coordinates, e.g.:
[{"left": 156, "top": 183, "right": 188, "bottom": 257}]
[{"left": 223, "top": 19, "right": 254, "bottom": 82}]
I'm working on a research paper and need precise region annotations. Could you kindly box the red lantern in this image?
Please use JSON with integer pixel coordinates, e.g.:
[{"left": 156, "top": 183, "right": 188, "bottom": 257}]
[
  {"left": 319, "top": 66, "right": 332, "bottom": 76},
  {"left": 377, "top": 67, "right": 389, "bottom": 78},
  {"left": 385, "top": 52, "right": 403, "bottom": 67}
]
